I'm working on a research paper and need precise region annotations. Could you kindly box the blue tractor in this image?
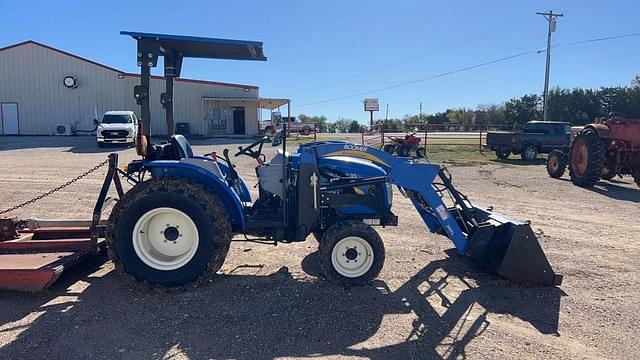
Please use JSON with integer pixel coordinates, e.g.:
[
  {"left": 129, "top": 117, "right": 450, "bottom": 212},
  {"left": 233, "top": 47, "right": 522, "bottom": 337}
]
[{"left": 105, "top": 32, "right": 561, "bottom": 288}]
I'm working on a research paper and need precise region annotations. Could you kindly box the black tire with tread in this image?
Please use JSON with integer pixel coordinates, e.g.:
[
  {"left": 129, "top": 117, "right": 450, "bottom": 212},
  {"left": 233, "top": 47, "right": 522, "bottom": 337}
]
[
  {"left": 601, "top": 166, "right": 616, "bottom": 180},
  {"left": 382, "top": 144, "right": 395, "bottom": 154},
  {"left": 106, "top": 178, "right": 232, "bottom": 288},
  {"left": 317, "top": 221, "right": 385, "bottom": 286},
  {"left": 396, "top": 146, "right": 409, "bottom": 157},
  {"left": 569, "top": 129, "right": 606, "bottom": 187},
  {"left": 546, "top": 150, "right": 567, "bottom": 178},
  {"left": 415, "top": 147, "right": 427, "bottom": 159},
  {"left": 495, "top": 149, "right": 510, "bottom": 159}
]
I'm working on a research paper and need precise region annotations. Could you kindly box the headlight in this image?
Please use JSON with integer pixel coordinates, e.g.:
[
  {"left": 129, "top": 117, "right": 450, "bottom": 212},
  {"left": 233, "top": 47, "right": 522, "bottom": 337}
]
[{"left": 386, "top": 183, "right": 393, "bottom": 206}]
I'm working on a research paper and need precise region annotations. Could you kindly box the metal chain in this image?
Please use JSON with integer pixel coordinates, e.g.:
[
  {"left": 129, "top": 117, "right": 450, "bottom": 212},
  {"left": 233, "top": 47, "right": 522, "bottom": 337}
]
[{"left": 0, "top": 158, "right": 110, "bottom": 215}]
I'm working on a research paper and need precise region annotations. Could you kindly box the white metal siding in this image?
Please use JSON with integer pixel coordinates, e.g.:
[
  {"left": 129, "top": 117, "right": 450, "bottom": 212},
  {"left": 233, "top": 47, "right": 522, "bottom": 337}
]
[{"left": 0, "top": 42, "right": 259, "bottom": 136}]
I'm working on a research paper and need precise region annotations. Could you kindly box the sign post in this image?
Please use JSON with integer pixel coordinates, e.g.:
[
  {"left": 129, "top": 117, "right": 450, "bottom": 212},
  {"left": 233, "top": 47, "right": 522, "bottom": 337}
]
[{"left": 363, "top": 98, "right": 379, "bottom": 128}]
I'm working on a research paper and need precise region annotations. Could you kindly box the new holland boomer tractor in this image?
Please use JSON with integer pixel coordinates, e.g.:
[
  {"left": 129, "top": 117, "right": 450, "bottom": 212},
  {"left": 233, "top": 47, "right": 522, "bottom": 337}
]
[{"left": 0, "top": 32, "right": 561, "bottom": 291}]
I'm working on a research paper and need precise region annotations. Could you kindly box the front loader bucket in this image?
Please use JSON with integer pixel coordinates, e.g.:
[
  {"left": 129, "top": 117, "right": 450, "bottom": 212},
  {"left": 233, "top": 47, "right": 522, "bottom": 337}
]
[{"left": 464, "top": 207, "right": 562, "bottom": 286}]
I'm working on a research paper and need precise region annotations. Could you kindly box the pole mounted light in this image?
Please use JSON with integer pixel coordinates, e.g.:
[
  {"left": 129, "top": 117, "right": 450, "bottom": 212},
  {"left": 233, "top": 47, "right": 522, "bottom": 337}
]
[{"left": 537, "top": 10, "right": 563, "bottom": 121}]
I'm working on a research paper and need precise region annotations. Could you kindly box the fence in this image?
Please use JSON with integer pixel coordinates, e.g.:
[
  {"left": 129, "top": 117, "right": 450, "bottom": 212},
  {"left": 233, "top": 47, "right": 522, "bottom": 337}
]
[{"left": 361, "top": 123, "right": 521, "bottom": 151}]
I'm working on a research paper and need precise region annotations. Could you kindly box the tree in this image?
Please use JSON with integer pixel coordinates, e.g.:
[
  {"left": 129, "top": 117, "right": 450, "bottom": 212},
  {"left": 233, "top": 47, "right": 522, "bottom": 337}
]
[
  {"left": 298, "top": 114, "right": 329, "bottom": 132},
  {"left": 505, "top": 94, "right": 541, "bottom": 124},
  {"left": 348, "top": 120, "right": 362, "bottom": 133}
]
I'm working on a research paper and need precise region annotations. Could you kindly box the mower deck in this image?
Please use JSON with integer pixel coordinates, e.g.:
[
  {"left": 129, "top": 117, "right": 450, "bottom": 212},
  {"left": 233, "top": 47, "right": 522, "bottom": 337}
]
[{"left": 0, "top": 226, "right": 104, "bottom": 292}]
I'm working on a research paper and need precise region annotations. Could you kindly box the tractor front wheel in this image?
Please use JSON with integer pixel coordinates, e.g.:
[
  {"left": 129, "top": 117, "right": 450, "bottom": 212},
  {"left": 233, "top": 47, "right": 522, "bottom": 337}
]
[
  {"left": 382, "top": 144, "right": 395, "bottom": 154},
  {"left": 601, "top": 166, "right": 617, "bottom": 180},
  {"left": 569, "top": 129, "right": 605, "bottom": 187},
  {"left": 415, "top": 147, "right": 427, "bottom": 159},
  {"left": 546, "top": 150, "right": 567, "bottom": 178},
  {"left": 317, "top": 221, "right": 385, "bottom": 286},
  {"left": 107, "top": 178, "right": 232, "bottom": 288}
]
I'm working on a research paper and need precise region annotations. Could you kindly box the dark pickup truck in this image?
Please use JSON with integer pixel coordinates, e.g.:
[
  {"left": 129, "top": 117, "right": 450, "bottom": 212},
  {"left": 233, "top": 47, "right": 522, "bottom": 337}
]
[{"left": 486, "top": 121, "right": 571, "bottom": 161}]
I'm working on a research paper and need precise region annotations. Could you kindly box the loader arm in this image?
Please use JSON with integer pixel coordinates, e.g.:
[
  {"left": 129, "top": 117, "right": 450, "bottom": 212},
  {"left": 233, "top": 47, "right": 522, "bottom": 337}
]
[{"left": 303, "top": 141, "right": 562, "bottom": 286}]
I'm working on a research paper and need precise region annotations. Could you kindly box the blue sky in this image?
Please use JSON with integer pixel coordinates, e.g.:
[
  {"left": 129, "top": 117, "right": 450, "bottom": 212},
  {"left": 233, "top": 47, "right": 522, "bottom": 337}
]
[{"left": 1, "top": 0, "right": 638, "bottom": 122}]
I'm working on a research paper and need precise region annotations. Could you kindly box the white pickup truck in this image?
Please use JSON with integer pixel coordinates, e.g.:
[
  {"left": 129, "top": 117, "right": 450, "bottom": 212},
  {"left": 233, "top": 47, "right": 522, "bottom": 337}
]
[{"left": 96, "top": 110, "right": 138, "bottom": 147}]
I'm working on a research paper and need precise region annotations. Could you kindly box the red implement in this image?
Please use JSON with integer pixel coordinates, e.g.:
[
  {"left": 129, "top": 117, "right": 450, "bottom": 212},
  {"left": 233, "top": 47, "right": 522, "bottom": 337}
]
[{"left": 0, "top": 226, "right": 104, "bottom": 292}]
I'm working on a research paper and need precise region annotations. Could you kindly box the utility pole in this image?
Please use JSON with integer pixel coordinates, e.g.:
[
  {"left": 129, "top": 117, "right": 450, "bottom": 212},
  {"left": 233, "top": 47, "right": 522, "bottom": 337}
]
[
  {"left": 537, "top": 10, "right": 563, "bottom": 121},
  {"left": 385, "top": 104, "right": 389, "bottom": 122}
]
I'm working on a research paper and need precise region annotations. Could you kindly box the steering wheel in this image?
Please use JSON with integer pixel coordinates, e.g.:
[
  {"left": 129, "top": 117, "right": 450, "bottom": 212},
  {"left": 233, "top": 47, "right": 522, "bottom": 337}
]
[{"left": 235, "top": 136, "right": 269, "bottom": 159}]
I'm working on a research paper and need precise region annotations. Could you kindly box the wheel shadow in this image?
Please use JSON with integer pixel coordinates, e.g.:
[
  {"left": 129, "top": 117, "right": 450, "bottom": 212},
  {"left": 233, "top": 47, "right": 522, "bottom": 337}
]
[{"left": 0, "top": 250, "right": 564, "bottom": 359}]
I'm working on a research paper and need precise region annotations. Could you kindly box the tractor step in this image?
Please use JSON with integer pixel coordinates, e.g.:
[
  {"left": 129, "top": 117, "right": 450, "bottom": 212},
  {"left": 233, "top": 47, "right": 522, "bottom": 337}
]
[{"left": 0, "top": 224, "right": 105, "bottom": 292}]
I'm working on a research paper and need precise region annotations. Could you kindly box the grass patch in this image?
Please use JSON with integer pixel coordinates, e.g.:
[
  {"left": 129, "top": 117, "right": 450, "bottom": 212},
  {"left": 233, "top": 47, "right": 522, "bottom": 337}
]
[
  {"left": 426, "top": 145, "right": 492, "bottom": 164},
  {"left": 273, "top": 134, "right": 547, "bottom": 166}
]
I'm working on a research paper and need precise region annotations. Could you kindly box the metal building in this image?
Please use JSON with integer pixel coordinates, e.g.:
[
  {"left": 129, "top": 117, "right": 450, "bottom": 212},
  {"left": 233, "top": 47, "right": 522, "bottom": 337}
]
[{"left": 0, "top": 40, "right": 262, "bottom": 136}]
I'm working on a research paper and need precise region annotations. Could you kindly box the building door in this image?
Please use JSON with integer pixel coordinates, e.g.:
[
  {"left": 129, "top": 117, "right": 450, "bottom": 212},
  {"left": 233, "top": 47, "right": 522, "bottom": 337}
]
[
  {"left": 233, "top": 107, "right": 245, "bottom": 135},
  {"left": 1, "top": 103, "right": 19, "bottom": 135}
]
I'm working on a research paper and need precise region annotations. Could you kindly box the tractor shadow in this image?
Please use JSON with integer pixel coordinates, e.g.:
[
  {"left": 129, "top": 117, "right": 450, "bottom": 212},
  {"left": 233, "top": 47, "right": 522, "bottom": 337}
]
[
  {"left": 0, "top": 250, "right": 564, "bottom": 359},
  {"left": 556, "top": 177, "right": 640, "bottom": 203},
  {"left": 492, "top": 158, "right": 547, "bottom": 166}
]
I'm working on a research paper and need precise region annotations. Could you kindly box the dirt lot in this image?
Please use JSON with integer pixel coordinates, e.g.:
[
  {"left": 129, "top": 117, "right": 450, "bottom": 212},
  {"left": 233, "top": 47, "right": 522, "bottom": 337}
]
[{"left": 1, "top": 136, "right": 639, "bottom": 360}]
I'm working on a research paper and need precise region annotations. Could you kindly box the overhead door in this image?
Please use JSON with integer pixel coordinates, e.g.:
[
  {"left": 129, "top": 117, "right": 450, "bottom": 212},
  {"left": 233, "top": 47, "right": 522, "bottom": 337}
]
[{"left": 1, "top": 103, "right": 19, "bottom": 135}]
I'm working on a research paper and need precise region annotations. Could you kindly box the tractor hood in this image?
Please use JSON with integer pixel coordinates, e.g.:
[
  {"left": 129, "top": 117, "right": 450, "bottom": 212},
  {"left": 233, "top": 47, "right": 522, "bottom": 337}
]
[{"left": 319, "top": 156, "right": 387, "bottom": 178}]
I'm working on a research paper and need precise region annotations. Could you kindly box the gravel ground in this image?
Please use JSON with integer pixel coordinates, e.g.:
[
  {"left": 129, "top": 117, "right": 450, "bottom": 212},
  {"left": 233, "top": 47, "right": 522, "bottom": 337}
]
[{"left": 0, "top": 136, "right": 638, "bottom": 360}]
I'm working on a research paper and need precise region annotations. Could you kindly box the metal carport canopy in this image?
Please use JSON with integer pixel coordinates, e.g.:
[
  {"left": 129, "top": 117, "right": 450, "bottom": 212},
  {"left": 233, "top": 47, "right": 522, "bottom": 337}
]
[
  {"left": 202, "top": 97, "right": 290, "bottom": 110},
  {"left": 120, "top": 31, "right": 267, "bottom": 61}
]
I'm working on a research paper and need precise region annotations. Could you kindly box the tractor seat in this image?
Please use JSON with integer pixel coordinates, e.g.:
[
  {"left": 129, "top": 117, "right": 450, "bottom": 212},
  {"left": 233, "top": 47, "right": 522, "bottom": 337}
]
[{"left": 170, "top": 134, "right": 194, "bottom": 159}]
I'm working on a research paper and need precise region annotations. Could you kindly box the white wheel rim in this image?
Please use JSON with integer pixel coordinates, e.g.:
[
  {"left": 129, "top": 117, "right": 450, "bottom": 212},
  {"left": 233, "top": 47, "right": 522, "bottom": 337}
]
[
  {"left": 331, "top": 236, "right": 374, "bottom": 278},
  {"left": 132, "top": 207, "right": 199, "bottom": 271}
]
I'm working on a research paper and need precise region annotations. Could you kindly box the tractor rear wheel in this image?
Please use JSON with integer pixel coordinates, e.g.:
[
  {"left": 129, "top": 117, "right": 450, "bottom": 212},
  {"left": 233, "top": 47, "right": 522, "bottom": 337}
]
[
  {"left": 546, "top": 150, "right": 567, "bottom": 178},
  {"left": 317, "top": 221, "right": 385, "bottom": 286},
  {"left": 107, "top": 178, "right": 232, "bottom": 288},
  {"left": 382, "top": 144, "right": 395, "bottom": 154},
  {"left": 569, "top": 129, "right": 605, "bottom": 187}
]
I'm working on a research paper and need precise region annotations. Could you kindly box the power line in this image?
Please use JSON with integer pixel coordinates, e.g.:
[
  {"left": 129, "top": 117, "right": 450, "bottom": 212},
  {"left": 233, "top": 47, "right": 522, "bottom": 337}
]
[
  {"left": 298, "top": 49, "right": 538, "bottom": 107},
  {"left": 295, "top": 33, "right": 498, "bottom": 93},
  {"left": 297, "top": 31, "right": 640, "bottom": 107},
  {"left": 554, "top": 32, "right": 640, "bottom": 48}
]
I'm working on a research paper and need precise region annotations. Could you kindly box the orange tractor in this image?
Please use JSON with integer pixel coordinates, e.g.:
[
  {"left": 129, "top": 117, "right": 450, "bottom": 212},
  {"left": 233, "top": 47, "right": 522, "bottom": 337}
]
[{"left": 547, "top": 116, "right": 640, "bottom": 187}]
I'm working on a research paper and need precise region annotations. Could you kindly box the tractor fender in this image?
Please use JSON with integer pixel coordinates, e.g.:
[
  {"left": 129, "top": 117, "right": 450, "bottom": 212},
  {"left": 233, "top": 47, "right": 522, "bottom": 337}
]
[
  {"left": 583, "top": 124, "right": 611, "bottom": 139},
  {"left": 144, "top": 161, "right": 246, "bottom": 230}
]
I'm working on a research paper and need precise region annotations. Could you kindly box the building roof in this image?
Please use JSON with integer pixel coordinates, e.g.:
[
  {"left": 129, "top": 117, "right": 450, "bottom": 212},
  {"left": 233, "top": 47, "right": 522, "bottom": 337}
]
[
  {"left": 120, "top": 31, "right": 267, "bottom": 61},
  {"left": 202, "top": 97, "right": 290, "bottom": 110},
  {"left": 0, "top": 40, "right": 259, "bottom": 90}
]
